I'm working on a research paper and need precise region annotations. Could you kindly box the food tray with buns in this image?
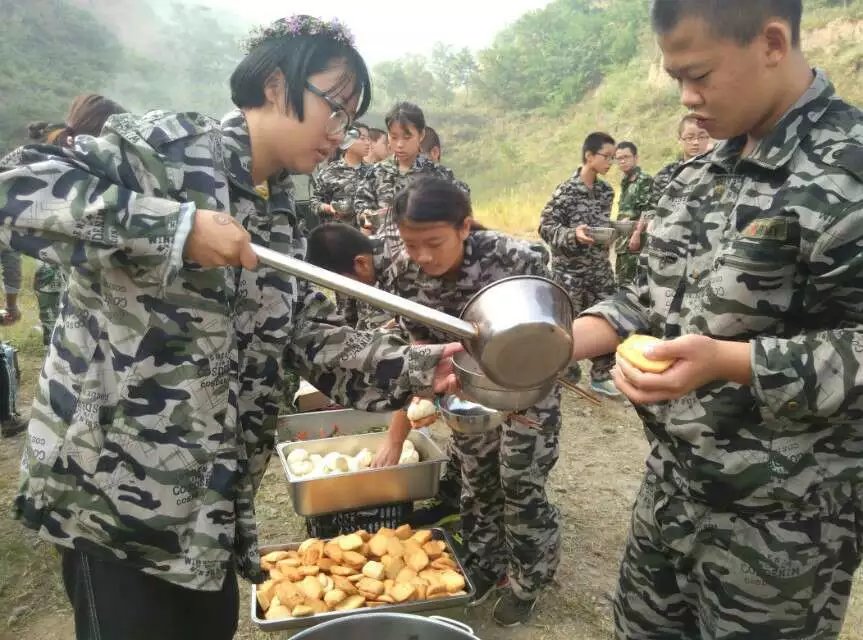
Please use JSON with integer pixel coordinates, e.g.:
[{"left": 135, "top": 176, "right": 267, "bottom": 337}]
[
  {"left": 276, "top": 409, "right": 393, "bottom": 443},
  {"left": 251, "top": 526, "right": 474, "bottom": 632},
  {"left": 276, "top": 430, "right": 447, "bottom": 516}
]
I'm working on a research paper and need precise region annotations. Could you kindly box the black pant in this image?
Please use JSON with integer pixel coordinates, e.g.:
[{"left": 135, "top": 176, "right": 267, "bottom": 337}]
[{"left": 60, "top": 548, "right": 239, "bottom": 640}]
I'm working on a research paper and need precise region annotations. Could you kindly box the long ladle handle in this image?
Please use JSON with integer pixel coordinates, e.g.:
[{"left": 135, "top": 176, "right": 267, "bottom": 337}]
[{"left": 252, "top": 244, "right": 478, "bottom": 341}]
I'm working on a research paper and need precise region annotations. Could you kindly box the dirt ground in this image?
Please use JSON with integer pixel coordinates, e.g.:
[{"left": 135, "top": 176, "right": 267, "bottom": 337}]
[{"left": 3, "top": 350, "right": 863, "bottom": 640}]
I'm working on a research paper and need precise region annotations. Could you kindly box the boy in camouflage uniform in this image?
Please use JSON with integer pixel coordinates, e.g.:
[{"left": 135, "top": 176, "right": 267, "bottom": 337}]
[
  {"left": 648, "top": 113, "right": 712, "bottom": 216},
  {"left": 539, "top": 132, "right": 620, "bottom": 396},
  {"left": 573, "top": 2, "right": 863, "bottom": 638},
  {"left": 0, "top": 18, "right": 458, "bottom": 640},
  {"left": 310, "top": 122, "right": 371, "bottom": 228},
  {"left": 612, "top": 141, "right": 653, "bottom": 286}
]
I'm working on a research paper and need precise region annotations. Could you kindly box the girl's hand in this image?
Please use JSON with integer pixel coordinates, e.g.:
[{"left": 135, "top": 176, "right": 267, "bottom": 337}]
[{"left": 185, "top": 210, "right": 257, "bottom": 269}]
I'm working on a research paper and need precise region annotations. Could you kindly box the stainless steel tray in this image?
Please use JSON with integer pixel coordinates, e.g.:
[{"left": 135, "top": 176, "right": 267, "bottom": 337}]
[
  {"left": 251, "top": 528, "right": 474, "bottom": 632},
  {"left": 276, "top": 430, "right": 446, "bottom": 516},
  {"left": 276, "top": 409, "right": 393, "bottom": 442}
]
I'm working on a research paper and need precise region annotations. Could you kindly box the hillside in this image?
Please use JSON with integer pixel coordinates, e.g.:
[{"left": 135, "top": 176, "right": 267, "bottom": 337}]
[{"left": 438, "top": 9, "right": 863, "bottom": 234}]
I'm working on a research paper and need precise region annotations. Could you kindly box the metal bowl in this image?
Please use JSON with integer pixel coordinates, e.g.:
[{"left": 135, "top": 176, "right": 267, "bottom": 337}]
[
  {"left": 453, "top": 351, "right": 554, "bottom": 411},
  {"left": 460, "top": 276, "right": 574, "bottom": 389},
  {"left": 437, "top": 395, "right": 506, "bottom": 434},
  {"left": 587, "top": 226, "right": 615, "bottom": 245},
  {"left": 289, "top": 613, "right": 479, "bottom": 639},
  {"left": 612, "top": 220, "right": 636, "bottom": 236}
]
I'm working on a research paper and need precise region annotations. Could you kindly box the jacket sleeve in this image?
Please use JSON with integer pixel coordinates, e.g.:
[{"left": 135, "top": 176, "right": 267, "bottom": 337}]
[
  {"left": 0, "top": 138, "right": 195, "bottom": 289},
  {"left": 310, "top": 168, "right": 333, "bottom": 216},
  {"left": 538, "top": 180, "right": 580, "bottom": 258},
  {"left": 285, "top": 284, "right": 443, "bottom": 411}
]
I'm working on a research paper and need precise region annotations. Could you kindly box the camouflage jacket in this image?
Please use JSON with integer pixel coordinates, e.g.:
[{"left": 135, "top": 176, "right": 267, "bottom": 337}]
[
  {"left": 647, "top": 159, "right": 683, "bottom": 215},
  {"left": 334, "top": 239, "right": 395, "bottom": 332},
  {"left": 310, "top": 158, "right": 370, "bottom": 226},
  {"left": 538, "top": 169, "right": 615, "bottom": 274},
  {"left": 586, "top": 70, "right": 863, "bottom": 509},
  {"left": 615, "top": 167, "right": 654, "bottom": 255},
  {"left": 0, "top": 109, "right": 442, "bottom": 590},
  {"left": 380, "top": 230, "right": 550, "bottom": 343},
  {"left": 356, "top": 156, "right": 470, "bottom": 263}
]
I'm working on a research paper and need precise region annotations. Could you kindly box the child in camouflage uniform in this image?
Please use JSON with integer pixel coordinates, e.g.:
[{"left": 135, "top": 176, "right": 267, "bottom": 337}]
[
  {"left": 380, "top": 177, "right": 562, "bottom": 627},
  {"left": 539, "top": 132, "right": 620, "bottom": 396},
  {"left": 354, "top": 102, "right": 469, "bottom": 263},
  {"left": 574, "top": 2, "right": 863, "bottom": 638},
  {"left": 311, "top": 122, "right": 371, "bottom": 227}
]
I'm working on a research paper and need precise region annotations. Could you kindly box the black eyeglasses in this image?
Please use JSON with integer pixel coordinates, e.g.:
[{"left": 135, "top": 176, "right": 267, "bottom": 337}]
[{"left": 305, "top": 82, "right": 352, "bottom": 136}]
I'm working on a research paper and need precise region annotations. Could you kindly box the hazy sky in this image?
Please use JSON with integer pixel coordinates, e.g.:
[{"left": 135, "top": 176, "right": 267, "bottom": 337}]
[{"left": 203, "top": 0, "right": 552, "bottom": 65}]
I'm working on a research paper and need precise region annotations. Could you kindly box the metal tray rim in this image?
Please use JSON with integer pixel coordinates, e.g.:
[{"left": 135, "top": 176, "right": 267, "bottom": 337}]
[
  {"left": 276, "top": 430, "right": 447, "bottom": 484},
  {"left": 251, "top": 528, "right": 474, "bottom": 632}
]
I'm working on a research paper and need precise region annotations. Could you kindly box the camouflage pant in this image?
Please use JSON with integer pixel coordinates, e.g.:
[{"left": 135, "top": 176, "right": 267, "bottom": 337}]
[
  {"left": 614, "top": 473, "right": 863, "bottom": 639},
  {"left": 614, "top": 252, "right": 639, "bottom": 287},
  {"left": 453, "top": 386, "right": 562, "bottom": 599},
  {"left": 552, "top": 264, "right": 616, "bottom": 380},
  {"left": 36, "top": 291, "right": 61, "bottom": 346}
]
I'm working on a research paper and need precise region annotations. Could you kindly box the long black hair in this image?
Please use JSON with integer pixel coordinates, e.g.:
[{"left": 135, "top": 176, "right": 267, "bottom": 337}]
[{"left": 231, "top": 30, "right": 372, "bottom": 121}]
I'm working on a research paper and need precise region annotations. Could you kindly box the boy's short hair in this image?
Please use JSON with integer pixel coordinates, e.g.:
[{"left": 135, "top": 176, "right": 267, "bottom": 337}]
[
  {"left": 368, "top": 128, "right": 387, "bottom": 142},
  {"left": 306, "top": 223, "right": 374, "bottom": 275},
  {"left": 651, "top": 0, "right": 802, "bottom": 48},
  {"left": 616, "top": 141, "right": 638, "bottom": 156}
]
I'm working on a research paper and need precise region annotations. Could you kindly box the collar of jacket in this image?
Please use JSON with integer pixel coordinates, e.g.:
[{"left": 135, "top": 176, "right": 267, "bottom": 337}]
[
  {"left": 219, "top": 109, "right": 292, "bottom": 200},
  {"left": 621, "top": 165, "right": 644, "bottom": 186},
  {"left": 709, "top": 68, "right": 834, "bottom": 172},
  {"left": 384, "top": 155, "right": 436, "bottom": 174}
]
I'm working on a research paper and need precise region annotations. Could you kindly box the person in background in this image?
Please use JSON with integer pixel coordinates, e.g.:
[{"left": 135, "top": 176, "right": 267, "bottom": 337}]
[
  {"left": 380, "top": 177, "right": 561, "bottom": 627},
  {"left": 420, "top": 125, "right": 441, "bottom": 164},
  {"left": 650, "top": 113, "right": 712, "bottom": 207},
  {"left": 305, "top": 222, "right": 393, "bottom": 330},
  {"left": 354, "top": 102, "right": 469, "bottom": 262},
  {"left": 613, "top": 141, "right": 653, "bottom": 286},
  {"left": 538, "top": 132, "right": 619, "bottom": 397},
  {"left": 0, "top": 16, "right": 458, "bottom": 640},
  {"left": 572, "top": 1, "right": 863, "bottom": 637},
  {"left": 0, "top": 122, "right": 66, "bottom": 329},
  {"left": 311, "top": 121, "right": 371, "bottom": 227},
  {"left": 365, "top": 127, "right": 389, "bottom": 163},
  {"left": 32, "top": 95, "right": 127, "bottom": 347}
]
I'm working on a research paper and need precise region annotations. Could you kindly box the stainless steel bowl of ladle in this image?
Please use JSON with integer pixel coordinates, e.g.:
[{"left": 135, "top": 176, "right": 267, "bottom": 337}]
[{"left": 252, "top": 245, "right": 574, "bottom": 390}]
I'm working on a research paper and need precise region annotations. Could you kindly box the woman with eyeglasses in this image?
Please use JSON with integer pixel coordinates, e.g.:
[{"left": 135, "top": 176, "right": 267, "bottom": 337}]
[
  {"left": 310, "top": 121, "right": 371, "bottom": 227},
  {"left": 0, "top": 15, "right": 459, "bottom": 640},
  {"left": 538, "top": 131, "right": 619, "bottom": 397}
]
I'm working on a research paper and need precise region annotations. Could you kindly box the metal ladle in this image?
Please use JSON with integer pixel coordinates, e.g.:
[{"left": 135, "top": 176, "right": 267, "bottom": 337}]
[{"left": 252, "top": 244, "right": 574, "bottom": 389}]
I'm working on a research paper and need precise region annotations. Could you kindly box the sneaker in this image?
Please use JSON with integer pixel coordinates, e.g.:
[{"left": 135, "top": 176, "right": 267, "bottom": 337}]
[
  {"left": 407, "top": 497, "right": 460, "bottom": 528},
  {"left": 589, "top": 378, "right": 621, "bottom": 398},
  {"left": 467, "top": 573, "right": 501, "bottom": 608},
  {"left": 492, "top": 590, "right": 538, "bottom": 627}
]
